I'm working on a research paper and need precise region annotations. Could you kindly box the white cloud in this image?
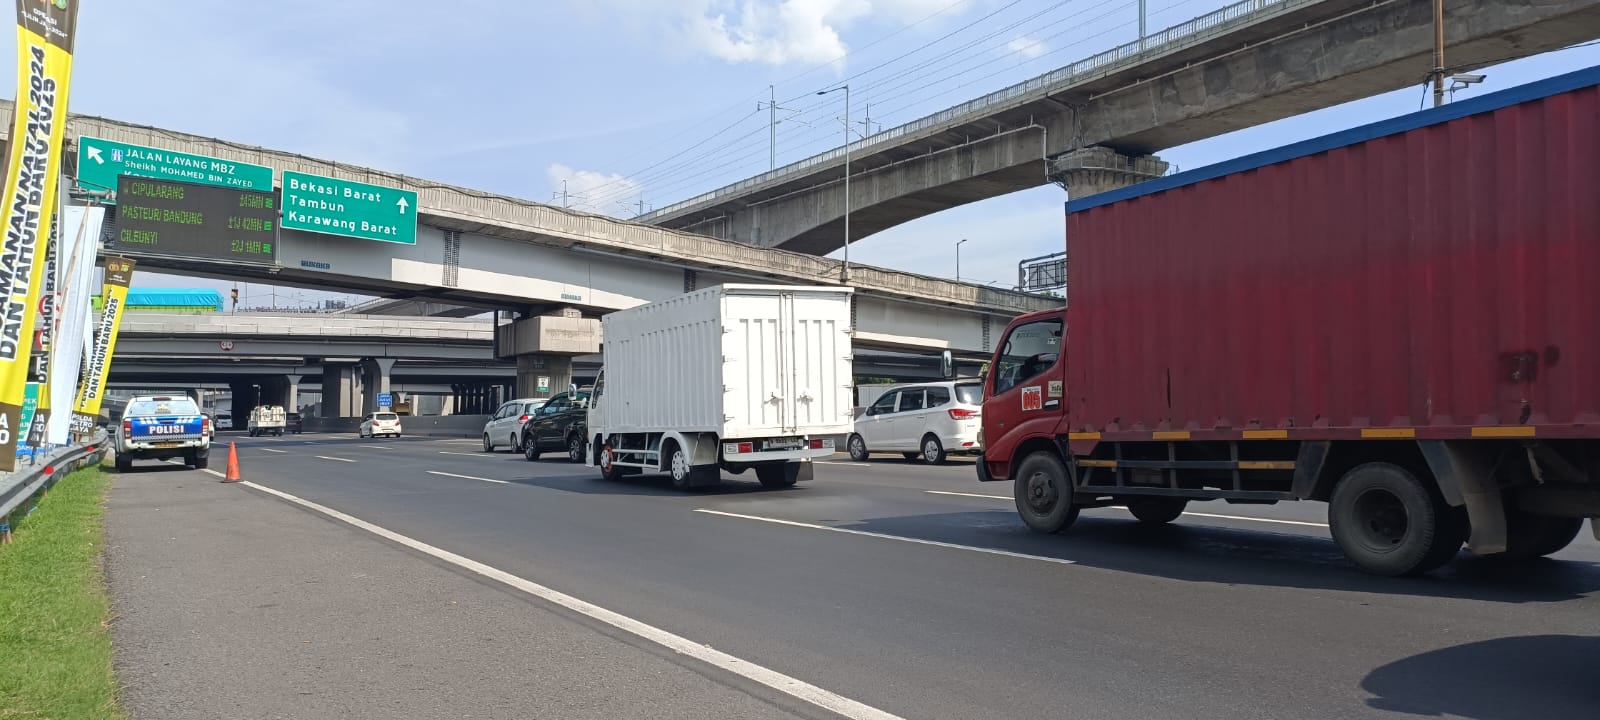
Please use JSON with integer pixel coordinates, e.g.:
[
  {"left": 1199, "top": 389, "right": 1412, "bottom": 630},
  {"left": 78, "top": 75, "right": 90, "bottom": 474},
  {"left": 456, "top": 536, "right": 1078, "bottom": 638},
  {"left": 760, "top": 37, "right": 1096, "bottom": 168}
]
[
  {"left": 588, "top": 0, "right": 955, "bottom": 66},
  {"left": 547, "top": 163, "right": 642, "bottom": 215},
  {"left": 1007, "top": 36, "right": 1047, "bottom": 59}
]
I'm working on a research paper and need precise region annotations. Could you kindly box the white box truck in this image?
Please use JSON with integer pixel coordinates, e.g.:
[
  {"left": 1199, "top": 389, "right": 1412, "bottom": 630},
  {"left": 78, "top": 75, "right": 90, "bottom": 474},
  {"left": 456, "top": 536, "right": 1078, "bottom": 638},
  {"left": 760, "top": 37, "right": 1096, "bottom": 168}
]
[{"left": 585, "top": 284, "right": 854, "bottom": 490}]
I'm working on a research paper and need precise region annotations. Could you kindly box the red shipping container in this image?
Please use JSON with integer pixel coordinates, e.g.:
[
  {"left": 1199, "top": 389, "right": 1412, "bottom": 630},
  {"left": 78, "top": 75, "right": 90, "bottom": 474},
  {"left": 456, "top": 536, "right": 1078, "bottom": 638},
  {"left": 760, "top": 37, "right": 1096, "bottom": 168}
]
[{"left": 1063, "top": 66, "right": 1600, "bottom": 439}]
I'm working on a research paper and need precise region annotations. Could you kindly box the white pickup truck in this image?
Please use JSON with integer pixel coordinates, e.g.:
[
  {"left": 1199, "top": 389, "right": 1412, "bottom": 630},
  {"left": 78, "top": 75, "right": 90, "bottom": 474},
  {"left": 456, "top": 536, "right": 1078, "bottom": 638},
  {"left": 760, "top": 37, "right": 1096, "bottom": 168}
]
[
  {"left": 585, "top": 284, "right": 854, "bottom": 490},
  {"left": 248, "top": 405, "right": 286, "bottom": 437},
  {"left": 115, "top": 395, "right": 212, "bottom": 472}
]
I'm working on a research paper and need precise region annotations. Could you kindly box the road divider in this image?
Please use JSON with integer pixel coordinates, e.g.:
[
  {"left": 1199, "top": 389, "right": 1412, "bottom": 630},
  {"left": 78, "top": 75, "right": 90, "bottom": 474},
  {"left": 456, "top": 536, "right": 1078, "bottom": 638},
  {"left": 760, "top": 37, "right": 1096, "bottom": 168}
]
[
  {"left": 213, "top": 473, "right": 904, "bottom": 720},
  {"left": 694, "top": 509, "right": 1076, "bottom": 566},
  {"left": 427, "top": 471, "right": 510, "bottom": 486}
]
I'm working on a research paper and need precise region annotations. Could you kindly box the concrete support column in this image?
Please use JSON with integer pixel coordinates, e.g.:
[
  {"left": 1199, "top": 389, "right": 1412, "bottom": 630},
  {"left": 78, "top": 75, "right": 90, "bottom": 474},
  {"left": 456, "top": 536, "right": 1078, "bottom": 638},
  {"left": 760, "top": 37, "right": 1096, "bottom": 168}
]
[
  {"left": 228, "top": 381, "right": 260, "bottom": 429},
  {"left": 284, "top": 375, "right": 301, "bottom": 413},
  {"left": 360, "top": 358, "right": 397, "bottom": 413},
  {"left": 321, "top": 365, "right": 358, "bottom": 418},
  {"left": 1046, "top": 146, "right": 1169, "bottom": 199},
  {"left": 517, "top": 354, "right": 573, "bottom": 401}
]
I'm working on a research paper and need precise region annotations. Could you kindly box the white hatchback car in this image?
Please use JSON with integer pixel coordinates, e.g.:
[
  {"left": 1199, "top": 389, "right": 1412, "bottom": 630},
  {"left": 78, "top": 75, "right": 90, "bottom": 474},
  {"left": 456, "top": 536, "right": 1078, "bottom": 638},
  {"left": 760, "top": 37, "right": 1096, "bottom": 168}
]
[
  {"left": 359, "top": 411, "right": 403, "bottom": 438},
  {"left": 481, "top": 398, "right": 549, "bottom": 452},
  {"left": 848, "top": 380, "right": 983, "bottom": 463}
]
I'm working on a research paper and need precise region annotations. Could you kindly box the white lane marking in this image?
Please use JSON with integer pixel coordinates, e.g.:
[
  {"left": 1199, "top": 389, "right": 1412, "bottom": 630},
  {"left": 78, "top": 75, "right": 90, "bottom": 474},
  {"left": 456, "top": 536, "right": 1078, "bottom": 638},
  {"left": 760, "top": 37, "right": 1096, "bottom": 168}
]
[
  {"left": 926, "top": 490, "right": 1009, "bottom": 500},
  {"left": 222, "top": 477, "right": 902, "bottom": 720},
  {"left": 1176, "top": 511, "right": 1328, "bottom": 528},
  {"left": 818, "top": 461, "right": 871, "bottom": 467},
  {"left": 695, "top": 509, "right": 1075, "bottom": 566},
  {"left": 260, "top": 448, "right": 288, "bottom": 454},
  {"left": 439, "top": 451, "right": 495, "bottom": 458},
  {"left": 315, "top": 455, "right": 355, "bottom": 463},
  {"left": 919, "top": 491, "right": 1329, "bottom": 528},
  {"left": 363, "top": 444, "right": 393, "bottom": 450},
  {"left": 427, "top": 470, "right": 510, "bottom": 485}
]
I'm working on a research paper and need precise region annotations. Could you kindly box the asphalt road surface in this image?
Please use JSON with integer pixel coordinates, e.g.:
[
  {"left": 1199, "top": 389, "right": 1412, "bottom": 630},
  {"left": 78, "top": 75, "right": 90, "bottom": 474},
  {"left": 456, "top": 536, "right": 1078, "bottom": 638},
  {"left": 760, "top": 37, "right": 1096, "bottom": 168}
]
[{"left": 117, "top": 431, "right": 1600, "bottom": 720}]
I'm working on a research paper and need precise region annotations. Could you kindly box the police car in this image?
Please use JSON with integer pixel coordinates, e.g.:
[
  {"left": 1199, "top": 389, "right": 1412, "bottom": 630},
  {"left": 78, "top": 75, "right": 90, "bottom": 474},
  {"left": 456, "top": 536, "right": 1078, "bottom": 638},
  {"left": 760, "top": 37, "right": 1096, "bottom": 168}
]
[{"left": 115, "top": 395, "right": 211, "bottom": 472}]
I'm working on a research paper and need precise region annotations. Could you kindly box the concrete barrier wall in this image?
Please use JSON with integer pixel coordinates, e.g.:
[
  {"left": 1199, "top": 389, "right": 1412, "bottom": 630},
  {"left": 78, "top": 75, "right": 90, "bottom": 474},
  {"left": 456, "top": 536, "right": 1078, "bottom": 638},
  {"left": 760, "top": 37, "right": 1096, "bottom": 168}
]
[{"left": 303, "top": 415, "right": 491, "bottom": 438}]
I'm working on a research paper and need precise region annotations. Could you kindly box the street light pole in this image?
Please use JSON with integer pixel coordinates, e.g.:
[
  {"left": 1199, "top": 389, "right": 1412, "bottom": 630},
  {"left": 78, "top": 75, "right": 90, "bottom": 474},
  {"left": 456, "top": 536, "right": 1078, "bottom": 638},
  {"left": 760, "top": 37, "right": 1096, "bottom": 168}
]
[
  {"left": 1432, "top": 0, "right": 1446, "bottom": 107},
  {"left": 817, "top": 84, "right": 852, "bottom": 282},
  {"left": 956, "top": 238, "right": 968, "bottom": 282}
]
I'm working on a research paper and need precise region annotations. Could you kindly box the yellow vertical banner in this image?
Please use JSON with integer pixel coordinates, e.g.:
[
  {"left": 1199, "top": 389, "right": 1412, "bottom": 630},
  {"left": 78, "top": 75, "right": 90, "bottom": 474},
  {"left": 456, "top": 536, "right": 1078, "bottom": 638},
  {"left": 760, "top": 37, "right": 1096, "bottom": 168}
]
[
  {"left": 70, "top": 256, "right": 133, "bottom": 441},
  {"left": 0, "top": 0, "right": 78, "bottom": 469}
]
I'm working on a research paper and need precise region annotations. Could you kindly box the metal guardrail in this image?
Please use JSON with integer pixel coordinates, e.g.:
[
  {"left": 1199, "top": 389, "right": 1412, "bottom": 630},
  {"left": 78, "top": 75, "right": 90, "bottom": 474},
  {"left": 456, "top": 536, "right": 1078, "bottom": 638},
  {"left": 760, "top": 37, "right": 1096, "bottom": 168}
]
[
  {"left": 639, "top": 0, "right": 1319, "bottom": 221},
  {"left": 0, "top": 431, "right": 110, "bottom": 538}
]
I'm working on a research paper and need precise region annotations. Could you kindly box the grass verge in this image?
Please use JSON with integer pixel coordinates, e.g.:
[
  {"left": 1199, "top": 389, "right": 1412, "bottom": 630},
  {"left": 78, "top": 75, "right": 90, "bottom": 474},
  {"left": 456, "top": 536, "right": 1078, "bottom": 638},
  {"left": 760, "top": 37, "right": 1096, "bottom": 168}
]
[{"left": 0, "top": 466, "right": 125, "bottom": 720}]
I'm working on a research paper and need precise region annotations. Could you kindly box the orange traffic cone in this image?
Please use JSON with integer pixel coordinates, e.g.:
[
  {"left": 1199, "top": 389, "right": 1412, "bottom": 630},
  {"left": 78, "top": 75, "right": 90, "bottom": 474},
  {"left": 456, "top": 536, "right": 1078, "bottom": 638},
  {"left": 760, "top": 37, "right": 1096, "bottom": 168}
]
[{"left": 222, "top": 442, "right": 242, "bottom": 483}]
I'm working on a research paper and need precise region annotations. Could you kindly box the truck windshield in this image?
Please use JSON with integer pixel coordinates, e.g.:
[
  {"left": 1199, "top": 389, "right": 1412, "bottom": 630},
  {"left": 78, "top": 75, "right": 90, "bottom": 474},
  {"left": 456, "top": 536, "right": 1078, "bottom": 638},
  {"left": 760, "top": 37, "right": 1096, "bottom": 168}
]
[
  {"left": 126, "top": 398, "right": 200, "bottom": 416},
  {"left": 993, "top": 319, "right": 1062, "bottom": 395}
]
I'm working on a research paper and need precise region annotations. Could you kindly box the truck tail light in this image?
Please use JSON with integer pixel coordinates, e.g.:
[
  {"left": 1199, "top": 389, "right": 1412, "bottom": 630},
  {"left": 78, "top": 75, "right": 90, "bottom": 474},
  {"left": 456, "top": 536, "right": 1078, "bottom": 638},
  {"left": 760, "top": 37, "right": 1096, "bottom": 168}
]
[
  {"left": 738, "top": 442, "right": 753, "bottom": 454},
  {"left": 809, "top": 439, "right": 824, "bottom": 449},
  {"left": 949, "top": 408, "right": 978, "bottom": 420}
]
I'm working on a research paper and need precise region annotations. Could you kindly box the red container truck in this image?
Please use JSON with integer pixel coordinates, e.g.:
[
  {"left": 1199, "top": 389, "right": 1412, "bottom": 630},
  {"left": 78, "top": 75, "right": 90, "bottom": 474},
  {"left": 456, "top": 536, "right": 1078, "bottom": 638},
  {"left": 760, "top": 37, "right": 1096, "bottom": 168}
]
[{"left": 973, "top": 65, "right": 1600, "bottom": 576}]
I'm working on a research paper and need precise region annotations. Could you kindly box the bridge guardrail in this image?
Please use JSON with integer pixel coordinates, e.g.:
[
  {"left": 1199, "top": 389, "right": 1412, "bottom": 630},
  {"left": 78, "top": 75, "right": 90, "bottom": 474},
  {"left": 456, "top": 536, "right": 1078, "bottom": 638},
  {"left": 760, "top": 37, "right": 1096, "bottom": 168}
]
[
  {"left": 639, "top": 0, "right": 1318, "bottom": 221},
  {"left": 0, "top": 431, "right": 111, "bottom": 538}
]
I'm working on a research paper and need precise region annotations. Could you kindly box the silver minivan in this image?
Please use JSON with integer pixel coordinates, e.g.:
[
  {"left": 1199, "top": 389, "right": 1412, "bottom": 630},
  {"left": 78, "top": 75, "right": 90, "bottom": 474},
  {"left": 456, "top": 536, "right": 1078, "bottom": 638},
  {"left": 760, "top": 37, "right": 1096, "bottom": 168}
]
[{"left": 481, "top": 398, "right": 549, "bottom": 452}]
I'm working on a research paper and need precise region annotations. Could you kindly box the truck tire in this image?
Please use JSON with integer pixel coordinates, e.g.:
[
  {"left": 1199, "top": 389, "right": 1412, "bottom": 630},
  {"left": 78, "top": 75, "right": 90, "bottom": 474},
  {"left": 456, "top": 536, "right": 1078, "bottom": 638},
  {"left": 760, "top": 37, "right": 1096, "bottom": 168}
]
[
  {"left": 1014, "top": 452, "right": 1079, "bottom": 533},
  {"left": 756, "top": 463, "right": 800, "bottom": 489},
  {"left": 1328, "top": 462, "right": 1465, "bottom": 577},
  {"left": 599, "top": 443, "right": 627, "bottom": 482},
  {"left": 566, "top": 434, "right": 584, "bottom": 463},
  {"left": 1127, "top": 497, "right": 1187, "bottom": 524},
  {"left": 664, "top": 441, "right": 716, "bottom": 490},
  {"left": 921, "top": 435, "right": 947, "bottom": 464},
  {"left": 1490, "top": 510, "right": 1584, "bottom": 561},
  {"left": 847, "top": 434, "right": 869, "bottom": 462},
  {"left": 115, "top": 453, "right": 132, "bottom": 473},
  {"left": 523, "top": 434, "right": 542, "bottom": 461}
]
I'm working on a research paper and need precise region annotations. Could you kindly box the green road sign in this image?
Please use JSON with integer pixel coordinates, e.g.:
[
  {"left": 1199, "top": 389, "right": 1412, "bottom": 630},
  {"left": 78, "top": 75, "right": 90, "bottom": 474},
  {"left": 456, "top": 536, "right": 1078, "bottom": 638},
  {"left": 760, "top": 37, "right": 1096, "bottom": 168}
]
[
  {"left": 76, "top": 136, "right": 273, "bottom": 203},
  {"left": 280, "top": 171, "right": 417, "bottom": 245}
]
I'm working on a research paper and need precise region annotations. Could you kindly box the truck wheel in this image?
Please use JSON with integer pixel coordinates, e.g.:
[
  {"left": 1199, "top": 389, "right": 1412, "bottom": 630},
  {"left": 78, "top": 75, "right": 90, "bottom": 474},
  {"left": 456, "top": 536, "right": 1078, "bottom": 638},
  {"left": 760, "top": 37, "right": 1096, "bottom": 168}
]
[
  {"left": 1328, "top": 463, "right": 1465, "bottom": 577},
  {"left": 115, "top": 453, "right": 132, "bottom": 473},
  {"left": 1127, "top": 497, "right": 1187, "bottom": 524},
  {"left": 599, "top": 443, "right": 626, "bottom": 482},
  {"left": 1490, "top": 510, "right": 1584, "bottom": 560},
  {"left": 756, "top": 463, "right": 800, "bottom": 489},
  {"left": 666, "top": 442, "right": 694, "bottom": 490},
  {"left": 523, "top": 436, "right": 542, "bottom": 461},
  {"left": 847, "top": 434, "right": 869, "bottom": 462},
  {"left": 1014, "top": 452, "right": 1079, "bottom": 533},
  {"left": 921, "top": 435, "right": 947, "bottom": 464},
  {"left": 566, "top": 434, "right": 584, "bottom": 463}
]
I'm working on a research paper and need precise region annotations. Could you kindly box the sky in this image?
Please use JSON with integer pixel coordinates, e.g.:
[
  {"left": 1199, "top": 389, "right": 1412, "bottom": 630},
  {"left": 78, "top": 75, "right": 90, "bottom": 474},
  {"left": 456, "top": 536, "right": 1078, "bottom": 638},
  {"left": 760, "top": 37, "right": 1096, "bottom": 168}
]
[{"left": 9, "top": 0, "right": 1600, "bottom": 306}]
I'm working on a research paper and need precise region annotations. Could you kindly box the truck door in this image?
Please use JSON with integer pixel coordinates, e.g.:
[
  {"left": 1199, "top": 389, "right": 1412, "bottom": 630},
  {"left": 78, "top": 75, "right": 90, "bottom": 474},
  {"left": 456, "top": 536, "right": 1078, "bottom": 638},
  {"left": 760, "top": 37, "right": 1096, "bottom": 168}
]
[
  {"left": 783, "top": 290, "right": 846, "bottom": 435},
  {"left": 982, "top": 316, "right": 1066, "bottom": 473}
]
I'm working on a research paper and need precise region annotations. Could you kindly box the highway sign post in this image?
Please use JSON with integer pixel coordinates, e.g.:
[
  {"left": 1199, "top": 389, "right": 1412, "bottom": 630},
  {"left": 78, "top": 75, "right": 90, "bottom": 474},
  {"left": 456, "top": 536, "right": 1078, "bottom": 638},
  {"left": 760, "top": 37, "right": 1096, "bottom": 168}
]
[
  {"left": 377, "top": 392, "right": 393, "bottom": 409},
  {"left": 77, "top": 136, "right": 273, "bottom": 203},
  {"left": 280, "top": 171, "right": 417, "bottom": 245}
]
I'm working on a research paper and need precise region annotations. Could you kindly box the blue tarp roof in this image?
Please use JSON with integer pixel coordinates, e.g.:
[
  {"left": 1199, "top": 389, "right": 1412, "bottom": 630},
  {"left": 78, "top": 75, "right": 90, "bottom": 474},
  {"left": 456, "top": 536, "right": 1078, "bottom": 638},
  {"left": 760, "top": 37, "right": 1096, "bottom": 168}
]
[{"left": 125, "top": 288, "right": 223, "bottom": 310}]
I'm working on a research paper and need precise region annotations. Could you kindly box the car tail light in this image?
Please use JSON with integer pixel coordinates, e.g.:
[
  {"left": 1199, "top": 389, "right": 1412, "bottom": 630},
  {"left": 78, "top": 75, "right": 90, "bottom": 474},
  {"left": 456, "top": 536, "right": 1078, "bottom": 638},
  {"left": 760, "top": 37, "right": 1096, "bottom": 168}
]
[
  {"left": 202, "top": 417, "right": 212, "bottom": 436},
  {"left": 519, "top": 414, "right": 530, "bottom": 423},
  {"left": 122, "top": 419, "right": 132, "bottom": 434},
  {"left": 949, "top": 408, "right": 978, "bottom": 420},
  {"left": 738, "top": 442, "right": 753, "bottom": 454}
]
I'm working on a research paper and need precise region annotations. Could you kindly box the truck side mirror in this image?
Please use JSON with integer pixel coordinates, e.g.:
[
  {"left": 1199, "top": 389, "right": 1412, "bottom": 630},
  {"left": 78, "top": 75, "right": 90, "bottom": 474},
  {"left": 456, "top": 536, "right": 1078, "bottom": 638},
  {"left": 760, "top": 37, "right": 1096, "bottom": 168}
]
[
  {"left": 569, "top": 383, "right": 579, "bottom": 396},
  {"left": 940, "top": 350, "right": 956, "bottom": 380}
]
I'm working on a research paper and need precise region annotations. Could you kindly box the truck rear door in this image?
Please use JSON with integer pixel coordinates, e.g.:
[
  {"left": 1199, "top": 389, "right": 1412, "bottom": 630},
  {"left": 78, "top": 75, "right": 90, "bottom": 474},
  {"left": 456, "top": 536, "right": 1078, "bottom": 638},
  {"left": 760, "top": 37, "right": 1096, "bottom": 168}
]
[{"left": 723, "top": 289, "right": 848, "bottom": 435}]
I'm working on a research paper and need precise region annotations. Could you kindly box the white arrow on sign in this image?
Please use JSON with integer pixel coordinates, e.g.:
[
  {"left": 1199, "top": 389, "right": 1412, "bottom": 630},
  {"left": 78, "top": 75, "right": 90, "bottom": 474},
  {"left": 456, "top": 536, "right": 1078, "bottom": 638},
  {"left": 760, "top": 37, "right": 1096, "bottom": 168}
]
[
  {"left": 86, "top": 146, "right": 104, "bottom": 164},
  {"left": 396, "top": 197, "right": 410, "bottom": 215}
]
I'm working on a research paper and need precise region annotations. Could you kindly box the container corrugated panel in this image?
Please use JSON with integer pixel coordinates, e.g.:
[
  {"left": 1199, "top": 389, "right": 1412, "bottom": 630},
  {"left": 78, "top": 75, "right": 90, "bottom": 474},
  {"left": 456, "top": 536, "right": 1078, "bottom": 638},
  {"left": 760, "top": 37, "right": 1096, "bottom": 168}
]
[
  {"left": 601, "top": 285, "right": 853, "bottom": 438},
  {"left": 1064, "top": 66, "right": 1600, "bottom": 437}
]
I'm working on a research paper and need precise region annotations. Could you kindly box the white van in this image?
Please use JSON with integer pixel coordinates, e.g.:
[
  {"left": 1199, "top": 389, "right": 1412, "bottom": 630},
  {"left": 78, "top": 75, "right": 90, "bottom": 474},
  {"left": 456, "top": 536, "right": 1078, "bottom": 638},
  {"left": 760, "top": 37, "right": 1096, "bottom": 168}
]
[{"left": 847, "top": 379, "right": 983, "bottom": 463}]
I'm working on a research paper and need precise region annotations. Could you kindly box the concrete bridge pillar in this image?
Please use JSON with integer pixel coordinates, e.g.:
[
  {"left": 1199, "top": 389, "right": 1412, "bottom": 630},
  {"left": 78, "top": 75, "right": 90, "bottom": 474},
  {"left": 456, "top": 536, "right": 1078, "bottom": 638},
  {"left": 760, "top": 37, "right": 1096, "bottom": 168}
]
[
  {"left": 360, "top": 358, "right": 397, "bottom": 413},
  {"left": 321, "top": 364, "right": 359, "bottom": 418},
  {"left": 517, "top": 355, "right": 573, "bottom": 401},
  {"left": 1047, "top": 146, "right": 1168, "bottom": 199},
  {"left": 228, "top": 381, "right": 259, "bottom": 429},
  {"left": 284, "top": 375, "right": 301, "bottom": 413}
]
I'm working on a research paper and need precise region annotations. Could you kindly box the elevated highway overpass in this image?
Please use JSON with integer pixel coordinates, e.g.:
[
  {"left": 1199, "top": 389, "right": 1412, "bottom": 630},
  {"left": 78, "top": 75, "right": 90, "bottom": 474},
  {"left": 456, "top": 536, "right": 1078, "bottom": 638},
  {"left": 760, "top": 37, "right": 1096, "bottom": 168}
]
[{"left": 637, "top": 0, "right": 1600, "bottom": 253}]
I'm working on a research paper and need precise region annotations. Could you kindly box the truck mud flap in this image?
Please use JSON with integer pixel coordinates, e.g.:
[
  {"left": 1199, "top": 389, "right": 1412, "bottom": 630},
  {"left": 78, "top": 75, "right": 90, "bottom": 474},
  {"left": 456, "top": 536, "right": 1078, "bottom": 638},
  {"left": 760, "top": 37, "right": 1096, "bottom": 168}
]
[{"left": 795, "top": 459, "right": 814, "bottom": 482}]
